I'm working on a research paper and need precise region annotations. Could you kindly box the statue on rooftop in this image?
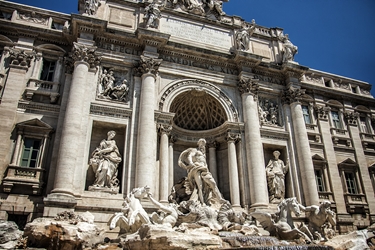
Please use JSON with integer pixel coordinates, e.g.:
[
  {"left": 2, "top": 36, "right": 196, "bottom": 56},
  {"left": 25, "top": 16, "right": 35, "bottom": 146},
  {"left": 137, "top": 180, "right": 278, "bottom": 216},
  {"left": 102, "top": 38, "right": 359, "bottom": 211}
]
[
  {"left": 144, "top": 1, "right": 163, "bottom": 28},
  {"left": 280, "top": 34, "right": 298, "bottom": 63},
  {"left": 84, "top": 0, "right": 100, "bottom": 16},
  {"left": 235, "top": 20, "right": 256, "bottom": 51}
]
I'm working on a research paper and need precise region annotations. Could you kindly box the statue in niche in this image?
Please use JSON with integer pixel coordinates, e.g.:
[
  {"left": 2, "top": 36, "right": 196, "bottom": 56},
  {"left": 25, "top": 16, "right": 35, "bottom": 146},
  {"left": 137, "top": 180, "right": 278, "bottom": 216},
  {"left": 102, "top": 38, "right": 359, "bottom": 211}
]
[
  {"left": 258, "top": 98, "right": 280, "bottom": 126},
  {"left": 98, "top": 69, "right": 129, "bottom": 102},
  {"left": 84, "top": 0, "right": 100, "bottom": 16},
  {"left": 89, "top": 130, "right": 122, "bottom": 192},
  {"left": 178, "top": 138, "right": 225, "bottom": 206},
  {"left": 279, "top": 34, "right": 298, "bottom": 63},
  {"left": 265, "top": 150, "right": 289, "bottom": 203},
  {"left": 235, "top": 20, "right": 256, "bottom": 51},
  {"left": 144, "top": 1, "right": 163, "bottom": 29}
]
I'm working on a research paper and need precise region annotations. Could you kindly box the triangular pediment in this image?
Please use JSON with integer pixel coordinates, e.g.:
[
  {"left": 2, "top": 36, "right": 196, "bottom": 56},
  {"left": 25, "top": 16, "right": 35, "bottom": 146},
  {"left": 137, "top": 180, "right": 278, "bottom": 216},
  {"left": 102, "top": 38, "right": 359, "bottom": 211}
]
[
  {"left": 16, "top": 118, "right": 53, "bottom": 131},
  {"left": 338, "top": 158, "right": 357, "bottom": 166},
  {"left": 312, "top": 154, "right": 326, "bottom": 162}
]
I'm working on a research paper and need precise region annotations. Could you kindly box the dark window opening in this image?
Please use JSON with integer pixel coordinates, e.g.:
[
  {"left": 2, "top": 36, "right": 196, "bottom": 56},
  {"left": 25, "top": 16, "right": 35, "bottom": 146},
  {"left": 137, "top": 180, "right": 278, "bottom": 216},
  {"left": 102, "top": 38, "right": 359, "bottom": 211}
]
[
  {"left": 21, "top": 138, "right": 41, "bottom": 168},
  {"left": 40, "top": 59, "right": 56, "bottom": 82}
]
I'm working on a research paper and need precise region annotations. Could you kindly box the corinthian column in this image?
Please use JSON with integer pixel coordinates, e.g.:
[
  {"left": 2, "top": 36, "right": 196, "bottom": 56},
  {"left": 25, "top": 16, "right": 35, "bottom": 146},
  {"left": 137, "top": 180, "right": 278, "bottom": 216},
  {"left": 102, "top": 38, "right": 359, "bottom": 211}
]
[
  {"left": 226, "top": 132, "right": 241, "bottom": 207},
  {"left": 135, "top": 55, "right": 162, "bottom": 189},
  {"left": 51, "top": 43, "right": 101, "bottom": 198},
  {"left": 159, "top": 124, "right": 172, "bottom": 202},
  {"left": 283, "top": 86, "right": 319, "bottom": 205},
  {"left": 238, "top": 77, "right": 269, "bottom": 208}
]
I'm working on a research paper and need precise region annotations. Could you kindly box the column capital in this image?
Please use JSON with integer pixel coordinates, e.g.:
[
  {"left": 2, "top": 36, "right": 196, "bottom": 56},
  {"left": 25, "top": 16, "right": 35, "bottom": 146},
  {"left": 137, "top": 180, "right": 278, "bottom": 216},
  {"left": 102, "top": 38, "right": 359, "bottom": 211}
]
[
  {"left": 158, "top": 123, "right": 172, "bottom": 135},
  {"left": 314, "top": 105, "right": 331, "bottom": 120},
  {"left": 70, "top": 42, "right": 101, "bottom": 70},
  {"left": 238, "top": 77, "right": 259, "bottom": 97},
  {"left": 344, "top": 111, "right": 359, "bottom": 126},
  {"left": 9, "top": 49, "right": 34, "bottom": 69},
  {"left": 169, "top": 135, "right": 176, "bottom": 144},
  {"left": 134, "top": 55, "right": 162, "bottom": 77},
  {"left": 207, "top": 140, "right": 217, "bottom": 149},
  {"left": 226, "top": 132, "right": 241, "bottom": 143},
  {"left": 282, "top": 86, "right": 305, "bottom": 105}
]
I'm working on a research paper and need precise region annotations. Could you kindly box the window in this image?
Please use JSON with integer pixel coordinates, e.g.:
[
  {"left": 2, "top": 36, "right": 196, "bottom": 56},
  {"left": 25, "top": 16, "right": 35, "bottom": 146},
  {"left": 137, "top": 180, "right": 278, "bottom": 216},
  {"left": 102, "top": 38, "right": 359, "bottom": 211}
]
[
  {"left": 40, "top": 59, "right": 56, "bottom": 82},
  {"left": 20, "top": 138, "right": 41, "bottom": 168},
  {"left": 359, "top": 116, "right": 369, "bottom": 133},
  {"left": 315, "top": 169, "right": 325, "bottom": 192},
  {"left": 302, "top": 105, "right": 311, "bottom": 124},
  {"left": 344, "top": 172, "right": 358, "bottom": 194},
  {"left": 331, "top": 111, "right": 343, "bottom": 129}
]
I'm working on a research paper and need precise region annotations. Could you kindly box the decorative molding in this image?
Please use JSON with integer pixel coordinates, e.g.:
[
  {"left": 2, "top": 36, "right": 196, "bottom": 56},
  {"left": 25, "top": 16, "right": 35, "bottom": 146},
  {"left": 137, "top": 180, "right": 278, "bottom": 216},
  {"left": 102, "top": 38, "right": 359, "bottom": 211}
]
[
  {"left": 9, "top": 49, "right": 34, "bottom": 68},
  {"left": 90, "top": 103, "right": 132, "bottom": 119},
  {"left": 71, "top": 42, "right": 101, "bottom": 69},
  {"left": 134, "top": 55, "right": 162, "bottom": 77},
  {"left": 238, "top": 77, "right": 259, "bottom": 96},
  {"left": 344, "top": 111, "right": 359, "bottom": 126},
  {"left": 282, "top": 86, "right": 305, "bottom": 105},
  {"left": 314, "top": 105, "right": 331, "bottom": 120}
]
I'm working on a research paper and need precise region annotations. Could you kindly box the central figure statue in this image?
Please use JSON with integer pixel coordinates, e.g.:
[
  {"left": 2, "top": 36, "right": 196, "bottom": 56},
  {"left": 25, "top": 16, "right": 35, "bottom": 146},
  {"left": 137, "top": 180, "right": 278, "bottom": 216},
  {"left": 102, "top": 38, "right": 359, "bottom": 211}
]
[{"left": 178, "top": 138, "right": 224, "bottom": 206}]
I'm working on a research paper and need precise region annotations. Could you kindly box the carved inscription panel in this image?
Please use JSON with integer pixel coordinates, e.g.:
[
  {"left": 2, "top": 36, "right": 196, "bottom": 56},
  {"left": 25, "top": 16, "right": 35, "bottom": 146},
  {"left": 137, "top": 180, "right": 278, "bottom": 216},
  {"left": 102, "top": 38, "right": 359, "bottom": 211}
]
[{"left": 160, "top": 17, "right": 232, "bottom": 49}]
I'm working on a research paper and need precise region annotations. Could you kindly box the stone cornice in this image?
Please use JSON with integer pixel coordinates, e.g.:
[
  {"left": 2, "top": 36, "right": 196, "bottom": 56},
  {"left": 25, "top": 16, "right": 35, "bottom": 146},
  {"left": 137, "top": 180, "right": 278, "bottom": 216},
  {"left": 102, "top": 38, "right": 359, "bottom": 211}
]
[{"left": 90, "top": 103, "right": 132, "bottom": 119}]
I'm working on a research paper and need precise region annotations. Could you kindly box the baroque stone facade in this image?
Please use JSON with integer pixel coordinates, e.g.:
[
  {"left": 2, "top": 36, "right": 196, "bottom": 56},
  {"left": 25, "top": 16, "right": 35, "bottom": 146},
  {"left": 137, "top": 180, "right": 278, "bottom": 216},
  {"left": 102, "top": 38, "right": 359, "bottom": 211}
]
[{"left": 0, "top": 0, "right": 374, "bottom": 237}]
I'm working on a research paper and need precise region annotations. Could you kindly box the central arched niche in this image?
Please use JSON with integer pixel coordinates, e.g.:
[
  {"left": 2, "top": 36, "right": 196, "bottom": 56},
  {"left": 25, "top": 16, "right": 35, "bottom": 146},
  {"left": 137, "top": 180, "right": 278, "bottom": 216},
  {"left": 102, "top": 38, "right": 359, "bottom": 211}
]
[{"left": 170, "top": 89, "right": 227, "bottom": 130}]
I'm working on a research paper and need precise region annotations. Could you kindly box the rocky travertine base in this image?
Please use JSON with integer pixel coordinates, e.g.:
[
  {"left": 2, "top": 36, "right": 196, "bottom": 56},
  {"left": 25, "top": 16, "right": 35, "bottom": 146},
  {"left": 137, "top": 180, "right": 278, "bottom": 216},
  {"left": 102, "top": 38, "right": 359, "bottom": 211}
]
[
  {"left": 24, "top": 216, "right": 104, "bottom": 250},
  {"left": 122, "top": 224, "right": 225, "bottom": 249},
  {"left": 0, "top": 220, "right": 24, "bottom": 249}
]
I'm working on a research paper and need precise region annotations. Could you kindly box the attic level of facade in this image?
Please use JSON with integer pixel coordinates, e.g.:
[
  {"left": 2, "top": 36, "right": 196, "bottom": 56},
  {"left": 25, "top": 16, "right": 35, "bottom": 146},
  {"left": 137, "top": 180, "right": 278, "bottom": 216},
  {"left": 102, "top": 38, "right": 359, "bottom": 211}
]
[{"left": 0, "top": 0, "right": 373, "bottom": 102}]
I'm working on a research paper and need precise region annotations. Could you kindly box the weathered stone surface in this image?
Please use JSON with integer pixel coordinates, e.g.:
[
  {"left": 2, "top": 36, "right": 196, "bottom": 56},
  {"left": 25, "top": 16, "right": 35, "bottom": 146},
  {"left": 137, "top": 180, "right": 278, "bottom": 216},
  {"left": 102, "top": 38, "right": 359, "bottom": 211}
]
[
  {"left": 323, "top": 229, "right": 369, "bottom": 250},
  {"left": 123, "top": 224, "right": 226, "bottom": 250},
  {"left": 0, "top": 220, "right": 24, "bottom": 249},
  {"left": 24, "top": 217, "right": 105, "bottom": 250}
]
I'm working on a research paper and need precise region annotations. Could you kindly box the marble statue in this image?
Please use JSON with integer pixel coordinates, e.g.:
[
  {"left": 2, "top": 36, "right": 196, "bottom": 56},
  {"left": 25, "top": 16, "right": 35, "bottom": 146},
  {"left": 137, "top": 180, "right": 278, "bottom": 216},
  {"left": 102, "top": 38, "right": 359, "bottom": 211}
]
[
  {"left": 258, "top": 98, "right": 280, "bottom": 126},
  {"left": 98, "top": 69, "right": 129, "bottom": 102},
  {"left": 84, "top": 0, "right": 100, "bottom": 16},
  {"left": 178, "top": 138, "right": 224, "bottom": 206},
  {"left": 265, "top": 150, "right": 288, "bottom": 203},
  {"left": 235, "top": 20, "right": 256, "bottom": 51},
  {"left": 301, "top": 200, "right": 336, "bottom": 242},
  {"left": 147, "top": 191, "right": 179, "bottom": 227},
  {"left": 204, "top": 0, "right": 227, "bottom": 16},
  {"left": 144, "top": 1, "right": 162, "bottom": 29},
  {"left": 251, "top": 197, "right": 312, "bottom": 243},
  {"left": 280, "top": 34, "right": 298, "bottom": 63},
  {"left": 109, "top": 186, "right": 150, "bottom": 234},
  {"left": 89, "top": 130, "right": 122, "bottom": 191}
]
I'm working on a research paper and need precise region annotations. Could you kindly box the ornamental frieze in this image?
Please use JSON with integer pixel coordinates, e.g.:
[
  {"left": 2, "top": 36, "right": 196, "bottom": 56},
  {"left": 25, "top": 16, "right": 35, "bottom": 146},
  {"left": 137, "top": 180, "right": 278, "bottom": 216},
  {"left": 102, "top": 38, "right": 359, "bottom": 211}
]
[{"left": 159, "top": 53, "right": 238, "bottom": 75}]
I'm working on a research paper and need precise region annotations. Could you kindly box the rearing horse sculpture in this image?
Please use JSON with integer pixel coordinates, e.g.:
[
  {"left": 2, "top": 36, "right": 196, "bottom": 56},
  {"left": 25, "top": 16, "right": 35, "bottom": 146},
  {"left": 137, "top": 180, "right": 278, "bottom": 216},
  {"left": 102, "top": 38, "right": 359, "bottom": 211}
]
[{"left": 252, "top": 197, "right": 312, "bottom": 243}]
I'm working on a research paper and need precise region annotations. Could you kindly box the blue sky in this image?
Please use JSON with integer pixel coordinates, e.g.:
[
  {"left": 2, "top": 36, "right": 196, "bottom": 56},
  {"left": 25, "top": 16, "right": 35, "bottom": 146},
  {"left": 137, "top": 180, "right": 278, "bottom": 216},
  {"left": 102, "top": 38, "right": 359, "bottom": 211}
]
[{"left": 6, "top": 0, "right": 375, "bottom": 95}]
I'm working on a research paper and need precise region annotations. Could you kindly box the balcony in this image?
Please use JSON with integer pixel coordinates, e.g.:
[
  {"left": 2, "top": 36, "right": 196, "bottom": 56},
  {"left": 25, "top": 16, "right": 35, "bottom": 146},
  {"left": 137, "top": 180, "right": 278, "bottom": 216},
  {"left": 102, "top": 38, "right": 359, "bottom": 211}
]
[
  {"left": 25, "top": 79, "right": 60, "bottom": 103},
  {"left": 2, "top": 165, "right": 45, "bottom": 195}
]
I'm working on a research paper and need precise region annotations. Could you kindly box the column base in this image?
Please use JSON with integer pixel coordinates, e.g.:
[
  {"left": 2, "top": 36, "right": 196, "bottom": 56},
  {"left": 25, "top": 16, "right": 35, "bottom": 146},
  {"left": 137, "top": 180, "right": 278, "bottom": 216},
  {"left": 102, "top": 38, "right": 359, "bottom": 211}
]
[{"left": 43, "top": 193, "right": 77, "bottom": 217}]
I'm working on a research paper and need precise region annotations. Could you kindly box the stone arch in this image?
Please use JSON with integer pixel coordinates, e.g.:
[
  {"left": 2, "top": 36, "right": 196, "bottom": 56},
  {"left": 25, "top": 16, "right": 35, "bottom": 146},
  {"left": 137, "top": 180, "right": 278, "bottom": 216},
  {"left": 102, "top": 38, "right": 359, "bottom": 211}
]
[
  {"left": 35, "top": 44, "right": 66, "bottom": 54},
  {"left": 327, "top": 99, "right": 343, "bottom": 108},
  {"left": 0, "top": 34, "right": 13, "bottom": 44},
  {"left": 158, "top": 79, "right": 239, "bottom": 126}
]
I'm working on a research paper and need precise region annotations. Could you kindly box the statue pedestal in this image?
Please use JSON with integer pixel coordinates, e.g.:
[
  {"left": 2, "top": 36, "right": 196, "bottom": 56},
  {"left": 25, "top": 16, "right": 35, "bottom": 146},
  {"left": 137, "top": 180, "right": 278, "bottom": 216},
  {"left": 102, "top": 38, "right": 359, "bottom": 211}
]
[{"left": 88, "top": 185, "right": 119, "bottom": 194}]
